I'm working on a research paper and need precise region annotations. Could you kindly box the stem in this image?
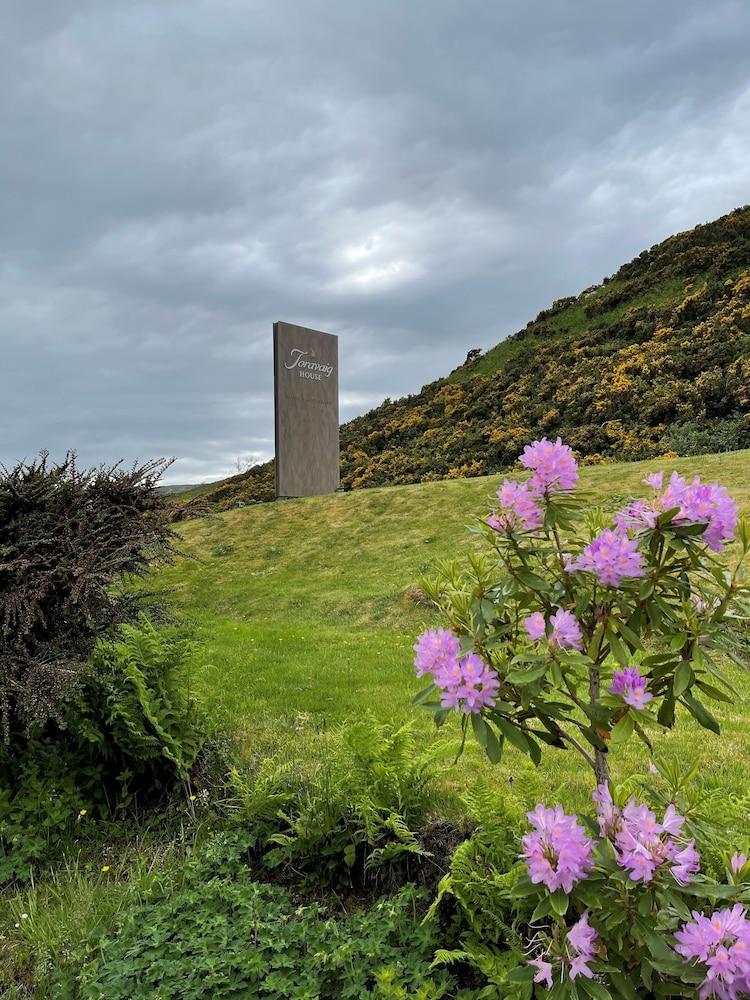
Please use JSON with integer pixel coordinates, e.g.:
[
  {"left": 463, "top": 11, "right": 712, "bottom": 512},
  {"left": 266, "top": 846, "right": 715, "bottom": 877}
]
[{"left": 588, "top": 666, "right": 610, "bottom": 785}]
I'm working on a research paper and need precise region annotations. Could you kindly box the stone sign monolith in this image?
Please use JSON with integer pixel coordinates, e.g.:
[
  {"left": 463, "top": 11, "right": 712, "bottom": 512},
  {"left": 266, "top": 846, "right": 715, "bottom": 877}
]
[{"left": 273, "top": 321, "right": 339, "bottom": 498}]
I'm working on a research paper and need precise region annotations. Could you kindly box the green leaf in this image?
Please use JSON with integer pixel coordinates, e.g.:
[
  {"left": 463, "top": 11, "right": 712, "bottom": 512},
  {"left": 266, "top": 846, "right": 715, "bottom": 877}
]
[
  {"left": 580, "top": 982, "right": 613, "bottom": 1000},
  {"left": 550, "top": 888, "right": 569, "bottom": 915},
  {"left": 657, "top": 697, "right": 675, "bottom": 727},
  {"left": 610, "top": 713, "right": 634, "bottom": 743},
  {"left": 412, "top": 683, "right": 437, "bottom": 706},
  {"left": 682, "top": 692, "right": 721, "bottom": 735},
  {"left": 484, "top": 724, "right": 504, "bottom": 764},
  {"left": 505, "top": 662, "right": 548, "bottom": 685},
  {"left": 673, "top": 660, "right": 692, "bottom": 697},
  {"left": 515, "top": 567, "right": 552, "bottom": 591},
  {"left": 470, "top": 713, "right": 488, "bottom": 748}
]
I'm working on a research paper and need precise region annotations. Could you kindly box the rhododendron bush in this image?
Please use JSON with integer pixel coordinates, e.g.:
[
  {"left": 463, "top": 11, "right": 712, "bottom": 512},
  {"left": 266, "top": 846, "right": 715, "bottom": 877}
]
[
  {"left": 413, "top": 437, "right": 750, "bottom": 785},
  {"left": 504, "top": 760, "right": 750, "bottom": 998},
  {"left": 412, "top": 438, "right": 750, "bottom": 997}
]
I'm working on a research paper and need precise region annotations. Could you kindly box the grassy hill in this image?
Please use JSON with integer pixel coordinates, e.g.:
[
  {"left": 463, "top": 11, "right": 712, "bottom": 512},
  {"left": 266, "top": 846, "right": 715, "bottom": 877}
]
[
  {"left": 153, "top": 448, "right": 750, "bottom": 807},
  {"left": 194, "top": 205, "right": 750, "bottom": 509}
]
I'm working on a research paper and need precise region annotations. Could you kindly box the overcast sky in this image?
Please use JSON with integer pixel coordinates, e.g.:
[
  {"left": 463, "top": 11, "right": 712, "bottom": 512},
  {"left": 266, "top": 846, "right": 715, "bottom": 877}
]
[{"left": 2, "top": 1, "right": 750, "bottom": 483}]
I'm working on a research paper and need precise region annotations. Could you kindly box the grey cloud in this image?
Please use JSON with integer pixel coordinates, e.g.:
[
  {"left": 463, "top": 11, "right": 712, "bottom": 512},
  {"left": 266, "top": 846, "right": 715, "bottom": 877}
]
[{"left": 1, "top": 0, "right": 749, "bottom": 482}]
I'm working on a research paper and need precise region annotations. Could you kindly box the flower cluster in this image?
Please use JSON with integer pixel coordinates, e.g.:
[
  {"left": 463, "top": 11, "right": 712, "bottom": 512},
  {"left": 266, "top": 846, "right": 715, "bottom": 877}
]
[
  {"left": 529, "top": 912, "right": 599, "bottom": 987},
  {"left": 567, "top": 528, "right": 645, "bottom": 587},
  {"left": 521, "top": 804, "right": 593, "bottom": 893},
  {"left": 593, "top": 784, "right": 700, "bottom": 885},
  {"left": 609, "top": 665, "right": 653, "bottom": 710},
  {"left": 619, "top": 471, "right": 739, "bottom": 553},
  {"left": 675, "top": 905, "right": 750, "bottom": 1000},
  {"left": 524, "top": 608, "right": 583, "bottom": 651},
  {"left": 519, "top": 437, "right": 579, "bottom": 495},
  {"left": 413, "top": 630, "right": 499, "bottom": 714},
  {"left": 413, "top": 627, "right": 461, "bottom": 679},
  {"left": 487, "top": 479, "right": 543, "bottom": 533}
]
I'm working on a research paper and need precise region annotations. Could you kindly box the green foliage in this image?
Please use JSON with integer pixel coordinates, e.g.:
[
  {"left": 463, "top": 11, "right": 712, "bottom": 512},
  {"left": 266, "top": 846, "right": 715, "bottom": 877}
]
[
  {"left": 417, "top": 471, "right": 750, "bottom": 780},
  {"left": 50, "top": 831, "right": 453, "bottom": 999},
  {"left": 230, "top": 719, "right": 458, "bottom": 888},
  {"left": 0, "top": 451, "right": 176, "bottom": 738},
  {"left": 68, "top": 618, "right": 204, "bottom": 783},
  {"left": 0, "top": 621, "right": 204, "bottom": 886}
]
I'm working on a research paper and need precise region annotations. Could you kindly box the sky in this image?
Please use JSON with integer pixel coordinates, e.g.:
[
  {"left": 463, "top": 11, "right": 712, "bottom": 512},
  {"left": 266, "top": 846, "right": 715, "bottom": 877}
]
[{"left": 2, "top": 1, "right": 750, "bottom": 484}]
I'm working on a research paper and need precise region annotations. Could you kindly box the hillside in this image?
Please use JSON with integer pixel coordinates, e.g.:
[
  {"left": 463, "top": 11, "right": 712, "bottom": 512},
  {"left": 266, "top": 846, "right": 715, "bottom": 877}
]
[
  {"left": 196, "top": 206, "right": 750, "bottom": 508},
  {"left": 153, "top": 448, "right": 750, "bottom": 800}
]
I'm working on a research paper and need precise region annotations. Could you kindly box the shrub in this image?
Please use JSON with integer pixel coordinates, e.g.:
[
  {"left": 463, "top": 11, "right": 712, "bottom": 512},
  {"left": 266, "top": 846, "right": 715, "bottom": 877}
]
[
  {"left": 507, "top": 759, "right": 750, "bottom": 998},
  {"left": 50, "top": 831, "right": 454, "bottom": 999},
  {"left": 230, "top": 719, "right": 459, "bottom": 888},
  {"left": 66, "top": 618, "right": 204, "bottom": 786},
  {"left": 0, "top": 620, "right": 204, "bottom": 885},
  {"left": 0, "top": 452, "right": 176, "bottom": 739},
  {"left": 412, "top": 437, "right": 750, "bottom": 786}
]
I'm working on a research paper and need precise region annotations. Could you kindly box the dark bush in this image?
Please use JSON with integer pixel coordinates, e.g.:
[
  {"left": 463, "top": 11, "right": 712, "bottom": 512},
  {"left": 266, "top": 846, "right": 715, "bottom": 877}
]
[{"left": 0, "top": 452, "right": 176, "bottom": 740}]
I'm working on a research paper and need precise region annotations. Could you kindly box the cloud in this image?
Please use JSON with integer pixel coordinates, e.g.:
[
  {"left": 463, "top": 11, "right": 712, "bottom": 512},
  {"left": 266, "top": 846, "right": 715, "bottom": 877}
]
[{"left": 2, "top": 0, "right": 749, "bottom": 482}]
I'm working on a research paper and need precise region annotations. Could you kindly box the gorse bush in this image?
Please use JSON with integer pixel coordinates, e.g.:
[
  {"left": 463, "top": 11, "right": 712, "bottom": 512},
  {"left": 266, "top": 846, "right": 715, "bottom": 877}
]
[
  {"left": 230, "top": 719, "right": 458, "bottom": 888},
  {"left": 0, "top": 452, "right": 176, "bottom": 739},
  {"left": 50, "top": 831, "right": 454, "bottom": 1000},
  {"left": 413, "top": 437, "right": 750, "bottom": 784}
]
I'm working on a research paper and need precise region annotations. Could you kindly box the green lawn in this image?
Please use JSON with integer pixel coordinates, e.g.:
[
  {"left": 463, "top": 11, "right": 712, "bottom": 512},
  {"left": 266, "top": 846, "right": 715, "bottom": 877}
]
[{"left": 151, "top": 449, "right": 750, "bottom": 808}]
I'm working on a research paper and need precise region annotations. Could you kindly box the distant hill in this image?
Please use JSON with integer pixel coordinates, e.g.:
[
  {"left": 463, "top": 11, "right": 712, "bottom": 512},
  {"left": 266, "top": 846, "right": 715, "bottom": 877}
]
[{"left": 192, "top": 206, "right": 750, "bottom": 509}]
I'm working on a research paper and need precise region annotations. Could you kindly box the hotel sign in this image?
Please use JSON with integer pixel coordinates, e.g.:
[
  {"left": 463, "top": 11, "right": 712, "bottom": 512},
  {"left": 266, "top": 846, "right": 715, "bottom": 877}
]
[{"left": 273, "top": 321, "right": 339, "bottom": 497}]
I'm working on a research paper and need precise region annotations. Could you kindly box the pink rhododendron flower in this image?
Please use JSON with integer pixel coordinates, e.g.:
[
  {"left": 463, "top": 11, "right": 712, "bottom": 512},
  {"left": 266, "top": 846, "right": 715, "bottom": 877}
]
[
  {"left": 528, "top": 957, "right": 553, "bottom": 989},
  {"left": 524, "top": 611, "right": 546, "bottom": 641},
  {"left": 593, "top": 783, "right": 621, "bottom": 837},
  {"left": 522, "top": 804, "right": 593, "bottom": 893},
  {"left": 610, "top": 666, "right": 653, "bottom": 709},
  {"left": 413, "top": 627, "right": 460, "bottom": 679},
  {"left": 566, "top": 912, "right": 598, "bottom": 981},
  {"left": 488, "top": 479, "right": 544, "bottom": 533},
  {"left": 567, "top": 529, "right": 645, "bottom": 587},
  {"left": 519, "top": 437, "right": 579, "bottom": 495},
  {"left": 612, "top": 798, "right": 699, "bottom": 885},
  {"left": 633, "top": 470, "right": 739, "bottom": 553},
  {"left": 435, "top": 651, "right": 499, "bottom": 715},
  {"left": 675, "top": 905, "right": 750, "bottom": 1000},
  {"left": 732, "top": 852, "right": 748, "bottom": 875},
  {"left": 644, "top": 471, "right": 664, "bottom": 490},
  {"left": 549, "top": 608, "right": 583, "bottom": 650},
  {"left": 527, "top": 913, "right": 599, "bottom": 986},
  {"left": 525, "top": 609, "right": 582, "bottom": 650}
]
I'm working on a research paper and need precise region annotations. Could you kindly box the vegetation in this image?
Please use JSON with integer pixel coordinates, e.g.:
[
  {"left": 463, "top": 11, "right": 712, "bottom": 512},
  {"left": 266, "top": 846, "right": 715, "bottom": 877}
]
[
  {"left": 187, "top": 205, "right": 750, "bottom": 508},
  {"left": 0, "top": 453, "right": 176, "bottom": 738}
]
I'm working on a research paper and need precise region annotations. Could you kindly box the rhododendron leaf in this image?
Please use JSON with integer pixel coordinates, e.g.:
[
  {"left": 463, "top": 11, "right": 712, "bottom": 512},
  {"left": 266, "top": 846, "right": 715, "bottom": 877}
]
[
  {"left": 550, "top": 888, "right": 569, "bottom": 915},
  {"left": 606, "top": 629, "right": 630, "bottom": 668},
  {"left": 656, "top": 506, "right": 682, "bottom": 527},
  {"left": 470, "top": 713, "right": 488, "bottom": 748},
  {"left": 580, "top": 981, "right": 613, "bottom": 1000},
  {"left": 514, "top": 567, "right": 551, "bottom": 591},
  {"left": 673, "top": 660, "right": 692, "bottom": 697},
  {"left": 412, "top": 683, "right": 437, "bottom": 705},
  {"left": 681, "top": 692, "right": 720, "bottom": 734},
  {"left": 695, "top": 680, "right": 732, "bottom": 703},
  {"left": 505, "top": 662, "right": 547, "bottom": 685},
  {"left": 484, "top": 724, "right": 503, "bottom": 764},
  {"left": 610, "top": 713, "right": 634, "bottom": 743},
  {"left": 530, "top": 895, "right": 552, "bottom": 923},
  {"left": 614, "top": 619, "right": 644, "bottom": 651}
]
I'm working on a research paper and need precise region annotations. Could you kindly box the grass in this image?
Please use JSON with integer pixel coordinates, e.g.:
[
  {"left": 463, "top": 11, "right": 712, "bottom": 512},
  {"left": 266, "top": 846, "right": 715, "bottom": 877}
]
[{"left": 152, "top": 448, "right": 750, "bottom": 806}]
